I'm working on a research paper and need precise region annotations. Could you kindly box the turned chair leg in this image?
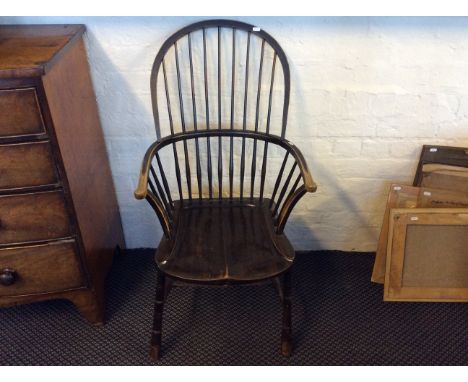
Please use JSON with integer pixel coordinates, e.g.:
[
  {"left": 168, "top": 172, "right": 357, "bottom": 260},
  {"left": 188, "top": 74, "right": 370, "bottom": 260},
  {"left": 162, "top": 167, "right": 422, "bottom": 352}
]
[
  {"left": 281, "top": 270, "right": 292, "bottom": 357},
  {"left": 150, "top": 269, "right": 166, "bottom": 361}
]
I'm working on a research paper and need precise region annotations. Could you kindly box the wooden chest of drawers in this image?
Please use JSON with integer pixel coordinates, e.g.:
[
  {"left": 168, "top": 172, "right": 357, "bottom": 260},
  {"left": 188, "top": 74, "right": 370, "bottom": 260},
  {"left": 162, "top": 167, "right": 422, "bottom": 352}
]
[{"left": 0, "top": 24, "right": 125, "bottom": 324}]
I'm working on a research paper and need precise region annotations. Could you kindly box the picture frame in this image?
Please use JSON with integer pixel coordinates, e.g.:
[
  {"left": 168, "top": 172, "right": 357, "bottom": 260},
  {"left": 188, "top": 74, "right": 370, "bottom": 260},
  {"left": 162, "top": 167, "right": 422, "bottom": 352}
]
[
  {"left": 371, "top": 184, "right": 468, "bottom": 284},
  {"left": 384, "top": 208, "right": 468, "bottom": 302},
  {"left": 413, "top": 145, "right": 468, "bottom": 192}
]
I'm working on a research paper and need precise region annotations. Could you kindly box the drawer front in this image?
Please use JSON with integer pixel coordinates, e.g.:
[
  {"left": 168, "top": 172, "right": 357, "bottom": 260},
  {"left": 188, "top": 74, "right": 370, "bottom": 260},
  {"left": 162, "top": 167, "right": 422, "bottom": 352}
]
[
  {"left": 0, "top": 240, "right": 83, "bottom": 296},
  {"left": 0, "top": 88, "right": 46, "bottom": 137},
  {"left": 0, "top": 141, "right": 58, "bottom": 190},
  {"left": 0, "top": 191, "right": 72, "bottom": 245}
]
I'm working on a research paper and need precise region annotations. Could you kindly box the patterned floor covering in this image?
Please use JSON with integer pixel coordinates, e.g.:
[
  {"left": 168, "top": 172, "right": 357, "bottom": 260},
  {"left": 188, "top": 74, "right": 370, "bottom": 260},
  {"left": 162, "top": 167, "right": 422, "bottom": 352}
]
[{"left": 1, "top": 249, "right": 467, "bottom": 365}]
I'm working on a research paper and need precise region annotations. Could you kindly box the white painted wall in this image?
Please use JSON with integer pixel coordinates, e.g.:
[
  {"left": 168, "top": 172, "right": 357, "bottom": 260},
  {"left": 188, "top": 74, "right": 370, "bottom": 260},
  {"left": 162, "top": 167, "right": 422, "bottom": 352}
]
[{"left": 2, "top": 17, "right": 468, "bottom": 251}]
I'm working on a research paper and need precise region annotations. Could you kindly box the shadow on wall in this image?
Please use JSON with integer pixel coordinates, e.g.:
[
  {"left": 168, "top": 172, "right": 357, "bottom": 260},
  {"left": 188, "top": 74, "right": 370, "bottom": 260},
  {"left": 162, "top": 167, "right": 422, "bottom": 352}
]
[
  {"left": 82, "top": 26, "right": 163, "bottom": 248},
  {"left": 287, "top": 65, "right": 384, "bottom": 251}
]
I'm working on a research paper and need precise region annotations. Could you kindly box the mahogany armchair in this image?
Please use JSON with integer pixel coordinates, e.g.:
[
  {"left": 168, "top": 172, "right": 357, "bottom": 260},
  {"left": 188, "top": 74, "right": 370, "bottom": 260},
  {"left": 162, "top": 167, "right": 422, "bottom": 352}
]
[{"left": 134, "top": 19, "right": 317, "bottom": 360}]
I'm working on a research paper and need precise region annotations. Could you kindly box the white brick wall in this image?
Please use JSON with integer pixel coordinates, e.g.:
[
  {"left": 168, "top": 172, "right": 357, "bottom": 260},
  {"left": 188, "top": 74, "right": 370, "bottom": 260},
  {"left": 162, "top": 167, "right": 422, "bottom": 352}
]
[{"left": 2, "top": 16, "right": 468, "bottom": 251}]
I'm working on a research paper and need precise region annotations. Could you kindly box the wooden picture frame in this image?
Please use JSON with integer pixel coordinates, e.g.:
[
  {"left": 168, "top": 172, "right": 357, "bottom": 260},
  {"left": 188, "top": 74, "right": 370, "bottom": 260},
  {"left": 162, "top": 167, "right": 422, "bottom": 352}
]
[
  {"left": 384, "top": 208, "right": 468, "bottom": 302},
  {"left": 371, "top": 184, "right": 468, "bottom": 283},
  {"left": 417, "top": 163, "right": 468, "bottom": 193},
  {"left": 413, "top": 145, "right": 468, "bottom": 192}
]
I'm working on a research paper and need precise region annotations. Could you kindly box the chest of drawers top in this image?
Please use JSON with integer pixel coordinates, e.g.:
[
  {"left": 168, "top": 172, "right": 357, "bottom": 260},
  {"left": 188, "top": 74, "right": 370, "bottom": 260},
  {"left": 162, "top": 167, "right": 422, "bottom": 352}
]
[{"left": 0, "top": 24, "right": 85, "bottom": 79}]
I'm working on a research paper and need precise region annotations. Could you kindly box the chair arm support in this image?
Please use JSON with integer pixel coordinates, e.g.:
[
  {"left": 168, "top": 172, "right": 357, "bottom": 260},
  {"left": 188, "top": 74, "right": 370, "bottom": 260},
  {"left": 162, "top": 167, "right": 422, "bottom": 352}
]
[
  {"left": 134, "top": 140, "right": 174, "bottom": 239},
  {"left": 134, "top": 141, "right": 160, "bottom": 200},
  {"left": 275, "top": 186, "right": 307, "bottom": 234},
  {"left": 145, "top": 191, "right": 173, "bottom": 239},
  {"left": 283, "top": 141, "right": 317, "bottom": 193},
  {"left": 275, "top": 143, "right": 317, "bottom": 234}
]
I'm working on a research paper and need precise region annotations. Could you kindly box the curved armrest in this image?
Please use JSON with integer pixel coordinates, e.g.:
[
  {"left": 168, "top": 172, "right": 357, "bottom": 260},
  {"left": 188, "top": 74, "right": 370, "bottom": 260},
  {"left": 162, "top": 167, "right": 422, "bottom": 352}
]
[
  {"left": 281, "top": 140, "right": 317, "bottom": 193},
  {"left": 275, "top": 141, "right": 317, "bottom": 234},
  {"left": 134, "top": 129, "right": 317, "bottom": 237},
  {"left": 135, "top": 140, "right": 160, "bottom": 200},
  {"left": 134, "top": 139, "right": 174, "bottom": 238},
  {"left": 136, "top": 130, "right": 317, "bottom": 197}
]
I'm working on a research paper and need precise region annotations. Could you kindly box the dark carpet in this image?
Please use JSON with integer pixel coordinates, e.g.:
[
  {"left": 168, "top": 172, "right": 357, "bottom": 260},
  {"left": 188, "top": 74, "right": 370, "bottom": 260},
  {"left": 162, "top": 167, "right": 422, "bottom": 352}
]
[{"left": 1, "top": 249, "right": 468, "bottom": 365}]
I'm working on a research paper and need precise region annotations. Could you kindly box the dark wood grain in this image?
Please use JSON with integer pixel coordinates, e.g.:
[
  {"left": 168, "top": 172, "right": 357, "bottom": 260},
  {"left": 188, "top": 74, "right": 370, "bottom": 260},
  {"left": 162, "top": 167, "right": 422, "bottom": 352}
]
[
  {"left": 156, "top": 199, "right": 295, "bottom": 282},
  {"left": 42, "top": 37, "right": 125, "bottom": 285},
  {"left": 0, "top": 240, "right": 83, "bottom": 297},
  {"left": 0, "top": 88, "right": 45, "bottom": 137},
  {"left": 0, "top": 24, "right": 85, "bottom": 78},
  {"left": 0, "top": 190, "right": 72, "bottom": 245},
  {"left": 150, "top": 269, "right": 166, "bottom": 361},
  {"left": 281, "top": 270, "right": 292, "bottom": 356},
  {"left": 0, "top": 141, "right": 58, "bottom": 191}
]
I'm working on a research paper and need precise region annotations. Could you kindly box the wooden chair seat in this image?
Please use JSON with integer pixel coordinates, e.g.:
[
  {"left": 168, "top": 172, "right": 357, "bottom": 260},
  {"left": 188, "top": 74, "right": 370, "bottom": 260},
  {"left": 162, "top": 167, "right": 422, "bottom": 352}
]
[{"left": 156, "top": 199, "right": 295, "bottom": 283}]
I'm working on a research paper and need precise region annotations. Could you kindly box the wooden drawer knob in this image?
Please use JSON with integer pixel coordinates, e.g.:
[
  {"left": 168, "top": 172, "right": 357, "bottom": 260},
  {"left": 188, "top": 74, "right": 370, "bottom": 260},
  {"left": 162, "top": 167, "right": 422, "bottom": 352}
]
[{"left": 0, "top": 268, "right": 17, "bottom": 286}]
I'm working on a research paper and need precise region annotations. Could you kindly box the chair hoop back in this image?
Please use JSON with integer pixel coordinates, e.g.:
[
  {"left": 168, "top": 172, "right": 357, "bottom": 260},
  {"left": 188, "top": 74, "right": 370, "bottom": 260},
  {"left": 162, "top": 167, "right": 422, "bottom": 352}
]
[{"left": 150, "top": 19, "right": 291, "bottom": 139}]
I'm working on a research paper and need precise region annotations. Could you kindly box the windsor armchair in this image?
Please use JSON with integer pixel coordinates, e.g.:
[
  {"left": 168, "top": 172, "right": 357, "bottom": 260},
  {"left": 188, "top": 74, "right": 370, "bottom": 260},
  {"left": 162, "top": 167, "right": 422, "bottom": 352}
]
[{"left": 134, "top": 19, "right": 317, "bottom": 360}]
